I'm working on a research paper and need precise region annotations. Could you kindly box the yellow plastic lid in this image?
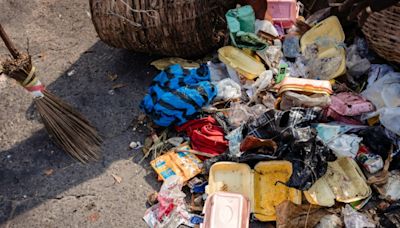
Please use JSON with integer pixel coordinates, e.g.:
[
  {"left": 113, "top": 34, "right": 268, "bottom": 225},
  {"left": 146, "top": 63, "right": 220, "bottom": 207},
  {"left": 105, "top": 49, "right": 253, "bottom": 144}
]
[
  {"left": 218, "top": 46, "right": 266, "bottom": 80},
  {"left": 300, "top": 16, "right": 346, "bottom": 79}
]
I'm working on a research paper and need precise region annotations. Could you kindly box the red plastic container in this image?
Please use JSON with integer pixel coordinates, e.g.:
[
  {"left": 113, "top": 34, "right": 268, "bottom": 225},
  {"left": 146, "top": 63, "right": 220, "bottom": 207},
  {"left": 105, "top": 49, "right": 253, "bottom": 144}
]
[{"left": 267, "top": 0, "right": 299, "bottom": 28}]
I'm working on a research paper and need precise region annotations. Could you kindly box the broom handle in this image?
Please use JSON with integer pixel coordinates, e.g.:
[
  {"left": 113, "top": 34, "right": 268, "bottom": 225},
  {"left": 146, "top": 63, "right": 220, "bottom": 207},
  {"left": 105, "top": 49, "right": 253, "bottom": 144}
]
[{"left": 0, "top": 24, "right": 20, "bottom": 59}]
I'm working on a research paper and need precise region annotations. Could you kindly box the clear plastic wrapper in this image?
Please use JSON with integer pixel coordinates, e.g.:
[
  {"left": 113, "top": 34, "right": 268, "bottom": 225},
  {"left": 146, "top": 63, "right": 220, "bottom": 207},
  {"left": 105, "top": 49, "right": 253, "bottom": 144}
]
[
  {"left": 215, "top": 78, "right": 242, "bottom": 101},
  {"left": 342, "top": 205, "right": 375, "bottom": 228},
  {"left": 280, "top": 91, "right": 330, "bottom": 110}
]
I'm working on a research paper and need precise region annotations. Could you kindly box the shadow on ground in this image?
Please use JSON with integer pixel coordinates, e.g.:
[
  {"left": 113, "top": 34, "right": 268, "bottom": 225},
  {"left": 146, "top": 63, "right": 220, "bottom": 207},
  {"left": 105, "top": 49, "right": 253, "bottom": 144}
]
[{"left": 0, "top": 41, "right": 161, "bottom": 224}]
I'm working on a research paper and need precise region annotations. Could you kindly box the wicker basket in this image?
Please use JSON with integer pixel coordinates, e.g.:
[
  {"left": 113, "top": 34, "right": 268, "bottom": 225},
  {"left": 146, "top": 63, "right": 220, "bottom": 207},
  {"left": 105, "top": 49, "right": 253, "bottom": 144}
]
[
  {"left": 90, "top": 0, "right": 236, "bottom": 58},
  {"left": 362, "top": 3, "right": 400, "bottom": 64}
]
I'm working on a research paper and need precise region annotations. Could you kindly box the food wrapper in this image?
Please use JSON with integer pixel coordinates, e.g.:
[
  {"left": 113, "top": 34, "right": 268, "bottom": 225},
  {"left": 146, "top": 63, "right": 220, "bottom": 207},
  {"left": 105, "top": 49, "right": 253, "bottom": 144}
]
[{"left": 150, "top": 146, "right": 203, "bottom": 182}]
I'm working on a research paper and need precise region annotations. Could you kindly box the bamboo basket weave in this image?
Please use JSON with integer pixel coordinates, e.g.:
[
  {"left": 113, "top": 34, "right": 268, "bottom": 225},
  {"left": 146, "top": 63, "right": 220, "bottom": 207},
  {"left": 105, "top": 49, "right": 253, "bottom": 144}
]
[
  {"left": 90, "top": 0, "right": 236, "bottom": 58},
  {"left": 362, "top": 3, "right": 400, "bottom": 64}
]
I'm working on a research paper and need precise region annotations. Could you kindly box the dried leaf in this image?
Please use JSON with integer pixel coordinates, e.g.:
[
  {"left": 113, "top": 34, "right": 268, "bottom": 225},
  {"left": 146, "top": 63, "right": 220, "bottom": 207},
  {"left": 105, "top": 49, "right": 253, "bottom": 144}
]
[
  {"left": 111, "top": 83, "right": 127, "bottom": 90},
  {"left": 111, "top": 174, "right": 122, "bottom": 184},
  {"left": 107, "top": 73, "right": 118, "bottom": 81},
  {"left": 44, "top": 168, "right": 54, "bottom": 176},
  {"left": 87, "top": 212, "right": 100, "bottom": 222}
]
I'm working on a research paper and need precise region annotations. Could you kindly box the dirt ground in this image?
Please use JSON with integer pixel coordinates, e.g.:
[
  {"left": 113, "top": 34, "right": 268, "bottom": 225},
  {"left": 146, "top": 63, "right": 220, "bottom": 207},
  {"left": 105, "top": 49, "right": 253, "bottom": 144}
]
[{"left": 0, "top": 0, "right": 162, "bottom": 227}]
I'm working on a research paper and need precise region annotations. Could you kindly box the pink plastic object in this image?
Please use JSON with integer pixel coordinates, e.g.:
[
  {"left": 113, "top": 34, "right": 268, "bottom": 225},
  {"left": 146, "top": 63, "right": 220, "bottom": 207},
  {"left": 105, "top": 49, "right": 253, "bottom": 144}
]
[
  {"left": 329, "top": 92, "right": 375, "bottom": 116},
  {"left": 267, "top": 0, "right": 299, "bottom": 29},
  {"left": 201, "top": 192, "right": 250, "bottom": 228}
]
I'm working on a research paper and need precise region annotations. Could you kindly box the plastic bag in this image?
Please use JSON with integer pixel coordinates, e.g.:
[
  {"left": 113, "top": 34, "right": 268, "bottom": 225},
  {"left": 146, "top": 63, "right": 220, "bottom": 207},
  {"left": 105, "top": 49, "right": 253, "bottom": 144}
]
[
  {"left": 207, "top": 61, "right": 228, "bottom": 82},
  {"left": 247, "top": 70, "right": 273, "bottom": 103},
  {"left": 380, "top": 107, "right": 400, "bottom": 135},
  {"left": 283, "top": 35, "right": 301, "bottom": 58},
  {"left": 326, "top": 134, "right": 362, "bottom": 158},
  {"left": 280, "top": 91, "right": 331, "bottom": 110},
  {"left": 255, "top": 19, "right": 279, "bottom": 37},
  {"left": 256, "top": 45, "right": 283, "bottom": 69},
  {"left": 215, "top": 78, "right": 242, "bottom": 101},
  {"left": 226, "top": 125, "right": 244, "bottom": 158},
  {"left": 362, "top": 72, "right": 400, "bottom": 110},
  {"left": 143, "top": 176, "right": 191, "bottom": 228},
  {"left": 367, "top": 64, "right": 393, "bottom": 88},
  {"left": 228, "top": 102, "right": 252, "bottom": 127},
  {"left": 382, "top": 170, "right": 400, "bottom": 201},
  {"left": 316, "top": 214, "right": 343, "bottom": 228},
  {"left": 342, "top": 205, "right": 375, "bottom": 228},
  {"left": 303, "top": 38, "right": 344, "bottom": 80},
  {"left": 346, "top": 44, "right": 371, "bottom": 78}
]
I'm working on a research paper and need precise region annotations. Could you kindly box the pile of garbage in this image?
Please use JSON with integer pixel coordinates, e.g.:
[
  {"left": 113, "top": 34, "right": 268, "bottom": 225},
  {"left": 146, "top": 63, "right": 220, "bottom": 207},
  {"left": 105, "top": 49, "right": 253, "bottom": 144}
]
[{"left": 138, "top": 2, "right": 400, "bottom": 228}]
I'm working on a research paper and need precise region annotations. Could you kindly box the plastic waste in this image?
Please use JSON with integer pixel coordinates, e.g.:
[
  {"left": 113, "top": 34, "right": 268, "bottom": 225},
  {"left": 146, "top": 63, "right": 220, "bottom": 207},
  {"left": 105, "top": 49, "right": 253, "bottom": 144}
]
[
  {"left": 276, "top": 77, "right": 333, "bottom": 95},
  {"left": 367, "top": 64, "right": 393, "bottom": 88},
  {"left": 215, "top": 78, "right": 241, "bottom": 101},
  {"left": 143, "top": 176, "right": 191, "bottom": 228},
  {"left": 228, "top": 103, "right": 252, "bottom": 128},
  {"left": 315, "top": 123, "right": 367, "bottom": 141},
  {"left": 280, "top": 91, "right": 331, "bottom": 110},
  {"left": 316, "top": 214, "right": 343, "bottom": 228},
  {"left": 342, "top": 205, "right": 375, "bottom": 228},
  {"left": 267, "top": 0, "right": 299, "bottom": 29},
  {"left": 256, "top": 44, "right": 283, "bottom": 69},
  {"left": 201, "top": 192, "right": 250, "bottom": 228},
  {"left": 301, "top": 16, "right": 346, "bottom": 79},
  {"left": 206, "top": 161, "right": 301, "bottom": 221},
  {"left": 380, "top": 107, "right": 400, "bottom": 135},
  {"left": 283, "top": 35, "right": 300, "bottom": 58},
  {"left": 226, "top": 125, "right": 244, "bottom": 158},
  {"left": 381, "top": 170, "right": 400, "bottom": 200},
  {"left": 361, "top": 72, "right": 400, "bottom": 110},
  {"left": 255, "top": 19, "right": 279, "bottom": 37},
  {"left": 150, "top": 148, "right": 203, "bottom": 182},
  {"left": 346, "top": 44, "right": 371, "bottom": 78},
  {"left": 358, "top": 126, "right": 392, "bottom": 161},
  {"left": 247, "top": 70, "right": 274, "bottom": 103},
  {"left": 288, "top": 56, "right": 307, "bottom": 78},
  {"left": 225, "top": 6, "right": 268, "bottom": 50},
  {"left": 305, "top": 157, "right": 372, "bottom": 206},
  {"left": 218, "top": 46, "right": 266, "bottom": 80},
  {"left": 381, "top": 84, "right": 400, "bottom": 108},
  {"left": 356, "top": 145, "right": 384, "bottom": 174},
  {"left": 275, "top": 62, "right": 288, "bottom": 83},
  {"left": 207, "top": 61, "right": 228, "bottom": 82},
  {"left": 327, "top": 134, "right": 362, "bottom": 158},
  {"left": 262, "top": 92, "right": 277, "bottom": 109}
]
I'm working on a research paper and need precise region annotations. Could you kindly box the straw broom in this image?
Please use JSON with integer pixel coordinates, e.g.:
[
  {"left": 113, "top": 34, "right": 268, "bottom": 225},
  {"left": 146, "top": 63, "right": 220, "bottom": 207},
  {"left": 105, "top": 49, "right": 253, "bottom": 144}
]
[{"left": 0, "top": 24, "right": 102, "bottom": 163}]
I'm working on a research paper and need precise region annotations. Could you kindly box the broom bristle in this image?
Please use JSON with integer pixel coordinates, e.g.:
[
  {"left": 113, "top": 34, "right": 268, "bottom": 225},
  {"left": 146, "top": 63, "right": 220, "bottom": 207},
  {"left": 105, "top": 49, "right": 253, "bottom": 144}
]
[
  {"left": 35, "top": 90, "right": 102, "bottom": 163},
  {"left": 2, "top": 52, "right": 101, "bottom": 163}
]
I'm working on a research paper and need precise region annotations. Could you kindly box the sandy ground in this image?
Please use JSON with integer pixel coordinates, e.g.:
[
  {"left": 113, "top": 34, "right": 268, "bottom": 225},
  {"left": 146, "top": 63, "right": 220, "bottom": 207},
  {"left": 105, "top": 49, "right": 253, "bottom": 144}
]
[{"left": 0, "top": 0, "right": 162, "bottom": 227}]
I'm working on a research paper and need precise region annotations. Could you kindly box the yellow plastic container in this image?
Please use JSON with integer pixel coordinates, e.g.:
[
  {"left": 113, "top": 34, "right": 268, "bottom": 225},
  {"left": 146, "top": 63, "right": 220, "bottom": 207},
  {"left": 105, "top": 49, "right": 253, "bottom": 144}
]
[
  {"left": 206, "top": 161, "right": 302, "bottom": 221},
  {"left": 304, "top": 157, "right": 372, "bottom": 207},
  {"left": 218, "top": 46, "right": 266, "bottom": 80},
  {"left": 301, "top": 16, "right": 346, "bottom": 79}
]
